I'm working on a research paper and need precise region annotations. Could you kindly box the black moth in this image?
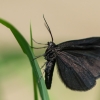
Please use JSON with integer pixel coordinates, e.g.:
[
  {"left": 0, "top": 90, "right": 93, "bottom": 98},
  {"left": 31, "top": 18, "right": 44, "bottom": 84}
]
[{"left": 33, "top": 16, "right": 100, "bottom": 91}]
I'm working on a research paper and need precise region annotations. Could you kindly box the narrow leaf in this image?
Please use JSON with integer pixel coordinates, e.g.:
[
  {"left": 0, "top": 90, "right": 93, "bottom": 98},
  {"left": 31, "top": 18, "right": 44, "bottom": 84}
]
[{"left": 0, "top": 18, "right": 49, "bottom": 100}]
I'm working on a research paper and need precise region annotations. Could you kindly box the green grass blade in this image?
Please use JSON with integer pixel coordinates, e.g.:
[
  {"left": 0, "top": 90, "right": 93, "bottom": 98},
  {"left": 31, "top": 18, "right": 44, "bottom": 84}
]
[
  {"left": 0, "top": 18, "right": 50, "bottom": 100},
  {"left": 30, "top": 23, "right": 33, "bottom": 47},
  {"left": 30, "top": 23, "right": 38, "bottom": 100}
]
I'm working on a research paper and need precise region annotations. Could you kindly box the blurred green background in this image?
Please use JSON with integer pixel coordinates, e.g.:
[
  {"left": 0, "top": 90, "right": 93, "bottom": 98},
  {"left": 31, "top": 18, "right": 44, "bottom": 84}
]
[{"left": 0, "top": 0, "right": 100, "bottom": 100}]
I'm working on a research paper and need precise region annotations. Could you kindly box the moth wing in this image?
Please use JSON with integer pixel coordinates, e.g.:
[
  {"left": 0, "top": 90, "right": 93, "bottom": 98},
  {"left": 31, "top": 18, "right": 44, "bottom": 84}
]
[
  {"left": 66, "top": 49, "right": 100, "bottom": 78},
  {"left": 58, "top": 37, "right": 100, "bottom": 49},
  {"left": 56, "top": 51, "right": 96, "bottom": 91},
  {"left": 57, "top": 37, "right": 100, "bottom": 78}
]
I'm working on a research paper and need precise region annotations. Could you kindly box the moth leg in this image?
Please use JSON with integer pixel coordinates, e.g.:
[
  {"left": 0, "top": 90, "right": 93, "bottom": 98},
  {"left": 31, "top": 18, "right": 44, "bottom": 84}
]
[{"left": 38, "top": 62, "right": 47, "bottom": 83}]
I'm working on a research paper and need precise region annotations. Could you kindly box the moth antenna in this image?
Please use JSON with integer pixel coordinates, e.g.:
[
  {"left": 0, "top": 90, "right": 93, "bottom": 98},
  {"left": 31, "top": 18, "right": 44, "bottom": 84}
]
[
  {"left": 43, "top": 15, "right": 54, "bottom": 42},
  {"left": 32, "top": 38, "right": 47, "bottom": 45}
]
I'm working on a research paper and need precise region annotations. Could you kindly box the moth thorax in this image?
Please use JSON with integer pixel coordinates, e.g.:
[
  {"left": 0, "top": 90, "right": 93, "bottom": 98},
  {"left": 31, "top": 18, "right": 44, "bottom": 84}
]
[{"left": 45, "top": 50, "right": 56, "bottom": 61}]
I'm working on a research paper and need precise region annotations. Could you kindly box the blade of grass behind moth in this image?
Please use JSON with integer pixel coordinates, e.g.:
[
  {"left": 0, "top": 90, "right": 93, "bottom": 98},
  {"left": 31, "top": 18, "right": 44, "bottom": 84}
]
[
  {"left": 0, "top": 18, "right": 50, "bottom": 100},
  {"left": 30, "top": 23, "right": 38, "bottom": 100}
]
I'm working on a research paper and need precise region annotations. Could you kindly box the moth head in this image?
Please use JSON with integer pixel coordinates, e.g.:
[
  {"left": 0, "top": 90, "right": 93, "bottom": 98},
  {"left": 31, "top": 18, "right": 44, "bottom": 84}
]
[{"left": 47, "top": 42, "right": 56, "bottom": 48}]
